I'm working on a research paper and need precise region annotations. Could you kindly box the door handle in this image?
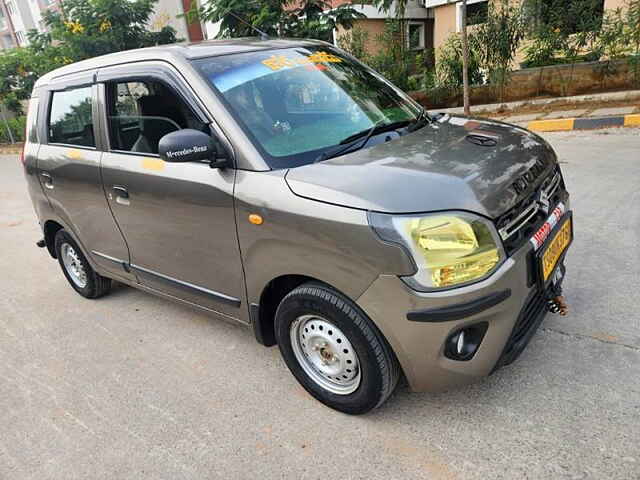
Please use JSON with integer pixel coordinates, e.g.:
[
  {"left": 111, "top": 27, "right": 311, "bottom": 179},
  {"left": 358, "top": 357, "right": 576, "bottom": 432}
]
[
  {"left": 40, "top": 172, "right": 54, "bottom": 189},
  {"left": 112, "top": 185, "right": 129, "bottom": 199},
  {"left": 112, "top": 185, "right": 130, "bottom": 205}
]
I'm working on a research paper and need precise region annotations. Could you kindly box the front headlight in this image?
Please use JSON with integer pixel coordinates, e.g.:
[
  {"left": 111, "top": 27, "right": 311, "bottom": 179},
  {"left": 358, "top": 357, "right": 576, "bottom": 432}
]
[{"left": 369, "top": 211, "right": 505, "bottom": 291}]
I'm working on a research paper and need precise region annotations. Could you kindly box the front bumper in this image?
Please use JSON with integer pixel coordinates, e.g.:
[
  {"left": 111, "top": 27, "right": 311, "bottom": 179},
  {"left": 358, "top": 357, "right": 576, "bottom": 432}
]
[{"left": 356, "top": 238, "right": 555, "bottom": 393}]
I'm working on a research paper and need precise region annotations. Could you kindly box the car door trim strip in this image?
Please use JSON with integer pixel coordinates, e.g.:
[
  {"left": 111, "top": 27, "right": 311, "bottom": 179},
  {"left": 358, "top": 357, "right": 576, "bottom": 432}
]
[{"left": 129, "top": 263, "right": 242, "bottom": 308}]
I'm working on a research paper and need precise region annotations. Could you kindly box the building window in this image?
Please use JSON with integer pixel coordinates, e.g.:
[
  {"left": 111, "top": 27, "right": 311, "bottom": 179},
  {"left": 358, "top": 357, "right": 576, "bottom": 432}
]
[
  {"left": 15, "top": 31, "right": 25, "bottom": 46},
  {"left": 408, "top": 22, "right": 425, "bottom": 50},
  {"left": 5, "top": 1, "right": 15, "bottom": 16},
  {"left": 456, "top": 0, "right": 488, "bottom": 31},
  {"left": 466, "top": 1, "right": 488, "bottom": 26}
]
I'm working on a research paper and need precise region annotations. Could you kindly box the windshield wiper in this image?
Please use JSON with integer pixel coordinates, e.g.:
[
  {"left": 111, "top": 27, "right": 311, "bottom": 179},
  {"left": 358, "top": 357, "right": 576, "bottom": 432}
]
[
  {"left": 314, "top": 120, "right": 383, "bottom": 163},
  {"left": 314, "top": 120, "right": 411, "bottom": 163},
  {"left": 408, "top": 107, "right": 430, "bottom": 132}
]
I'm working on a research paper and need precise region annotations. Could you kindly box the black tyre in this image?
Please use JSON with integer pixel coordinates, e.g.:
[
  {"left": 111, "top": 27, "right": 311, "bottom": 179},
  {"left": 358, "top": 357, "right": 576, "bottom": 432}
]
[
  {"left": 275, "top": 282, "right": 400, "bottom": 414},
  {"left": 54, "top": 230, "right": 111, "bottom": 299}
]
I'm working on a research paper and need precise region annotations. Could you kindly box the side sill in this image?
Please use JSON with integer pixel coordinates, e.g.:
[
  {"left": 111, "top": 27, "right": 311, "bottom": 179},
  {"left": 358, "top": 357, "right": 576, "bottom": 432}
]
[{"left": 406, "top": 289, "right": 512, "bottom": 323}]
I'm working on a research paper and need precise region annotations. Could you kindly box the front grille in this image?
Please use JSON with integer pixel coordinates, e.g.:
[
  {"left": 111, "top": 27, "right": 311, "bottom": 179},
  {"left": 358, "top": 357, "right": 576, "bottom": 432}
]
[
  {"left": 492, "top": 287, "right": 548, "bottom": 371},
  {"left": 497, "top": 168, "right": 566, "bottom": 255}
]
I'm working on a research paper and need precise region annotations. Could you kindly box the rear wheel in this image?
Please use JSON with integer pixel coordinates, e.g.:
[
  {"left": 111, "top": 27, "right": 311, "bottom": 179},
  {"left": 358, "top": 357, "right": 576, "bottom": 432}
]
[
  {"left": 54, "top": 230, "right": 111, "bottom": 299},
  {"left": 275, "top": 282, "right": 400, "bottom": 414}
]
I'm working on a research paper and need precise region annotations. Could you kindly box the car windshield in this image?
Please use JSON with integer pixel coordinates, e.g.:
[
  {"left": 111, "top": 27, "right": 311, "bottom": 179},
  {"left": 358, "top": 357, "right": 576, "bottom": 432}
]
[{"left": 193, "top": 46, "right": 422, "bottom": 168}]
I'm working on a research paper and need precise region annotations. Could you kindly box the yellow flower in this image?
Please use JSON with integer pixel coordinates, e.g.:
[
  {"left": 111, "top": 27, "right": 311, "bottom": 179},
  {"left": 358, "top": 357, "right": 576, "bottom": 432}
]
[
  {"left": 99, "top": 20, "right": 112, "bottom": 32},
  {"left": 65, "top": 21, "right": 85, "bottom": 34}
]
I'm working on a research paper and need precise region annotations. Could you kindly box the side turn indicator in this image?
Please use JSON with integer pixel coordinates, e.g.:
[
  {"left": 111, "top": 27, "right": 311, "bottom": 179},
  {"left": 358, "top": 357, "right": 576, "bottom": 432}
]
[{"left": 249, "top": 214, "right": 263, "bottom": 225}]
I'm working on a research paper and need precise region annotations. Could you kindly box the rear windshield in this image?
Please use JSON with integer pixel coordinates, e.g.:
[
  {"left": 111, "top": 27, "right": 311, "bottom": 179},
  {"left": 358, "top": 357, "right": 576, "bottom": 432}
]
[{"left": 193, "top": 46, "right": 421, "bottom": 168}]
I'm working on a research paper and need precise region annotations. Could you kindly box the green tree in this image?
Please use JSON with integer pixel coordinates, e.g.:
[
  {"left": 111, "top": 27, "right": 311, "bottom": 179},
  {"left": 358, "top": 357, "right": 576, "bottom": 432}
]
[
  {"left": 523, "top": 0, "right": 609, "bottom": 66},
  {"left": 338, "top": 26, "right": 370, "bottom": 62},
  {"left": 435, "top": 34, "right": 483, "bottom": 88},
  {"left": 34, "top": 0, "right": 178, "bottom": 61},
  {"left": 367, "top": 20, "right": 417, "bottom": 91},
  {"left": 473, "top": 0, "right": 525, "bottom": 102},
  {"left": 627, "top": 0, "right": 640, "bottom": 86},
  {"left": 0, "top": 0, "right": 179, "bottom": 114},
  {"left": 195, "top": 0, "right": 364, "bottom": 42}
]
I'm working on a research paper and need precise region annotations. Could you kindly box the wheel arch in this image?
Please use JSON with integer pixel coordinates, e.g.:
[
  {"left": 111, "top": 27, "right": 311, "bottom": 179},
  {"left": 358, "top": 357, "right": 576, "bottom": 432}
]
[
  {"left": 252, "top": 274, "right": 331, "bottom": 347},
  {"left": 43, "top": 219, "right": 65, "bottom": 258}
]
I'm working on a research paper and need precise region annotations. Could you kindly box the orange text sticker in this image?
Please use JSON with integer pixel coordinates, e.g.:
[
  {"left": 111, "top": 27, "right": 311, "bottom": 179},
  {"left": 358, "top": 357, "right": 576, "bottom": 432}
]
[{"left": 261, "top": 51, "right": 342, "bottom": 71}]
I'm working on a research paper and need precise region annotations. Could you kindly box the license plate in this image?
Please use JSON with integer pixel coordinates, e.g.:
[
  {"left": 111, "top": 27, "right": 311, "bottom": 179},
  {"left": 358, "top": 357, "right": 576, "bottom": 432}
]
[{"left": 539, "top": 214, "right": 573, "bottom": 283}]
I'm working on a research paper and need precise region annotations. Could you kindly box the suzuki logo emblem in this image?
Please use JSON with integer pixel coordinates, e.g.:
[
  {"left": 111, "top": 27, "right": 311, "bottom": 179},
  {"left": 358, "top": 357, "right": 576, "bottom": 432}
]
[{"left": 536, "top": 189, "right": 551, "bottom": 215}]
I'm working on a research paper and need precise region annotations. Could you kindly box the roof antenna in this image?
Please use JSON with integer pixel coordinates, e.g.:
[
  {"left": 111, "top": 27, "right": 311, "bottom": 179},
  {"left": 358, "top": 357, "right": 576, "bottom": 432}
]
[{"left": 223, "top": 9, "right": 269, "bottom": 40}]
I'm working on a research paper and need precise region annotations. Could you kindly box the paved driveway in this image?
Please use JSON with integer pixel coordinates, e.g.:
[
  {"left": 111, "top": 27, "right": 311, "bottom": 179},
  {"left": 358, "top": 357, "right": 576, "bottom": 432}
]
[{"left": 1, "top": 128, "right": 639, "bottom": 479}]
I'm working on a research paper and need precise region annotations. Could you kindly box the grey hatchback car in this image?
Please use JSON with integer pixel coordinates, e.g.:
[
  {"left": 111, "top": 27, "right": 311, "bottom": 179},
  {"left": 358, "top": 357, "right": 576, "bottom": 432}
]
[{"left": 23, "top": 39, "right": 573, "bottom": 414}]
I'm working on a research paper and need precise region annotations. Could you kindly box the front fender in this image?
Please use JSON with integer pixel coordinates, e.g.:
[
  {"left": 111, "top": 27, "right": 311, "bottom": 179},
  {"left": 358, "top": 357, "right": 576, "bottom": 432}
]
[{"left": 233, "top": 170, "right": 414, "bottom": 306}]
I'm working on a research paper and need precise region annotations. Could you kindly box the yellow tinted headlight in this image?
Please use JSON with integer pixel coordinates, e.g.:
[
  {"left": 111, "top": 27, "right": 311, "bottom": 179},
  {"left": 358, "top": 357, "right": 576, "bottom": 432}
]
[
  {"left": 369, "top": 211, "right": 505, "bottom": 290},
  {"left": 406, "top": 216, "right": 500, "bottom": 288}
]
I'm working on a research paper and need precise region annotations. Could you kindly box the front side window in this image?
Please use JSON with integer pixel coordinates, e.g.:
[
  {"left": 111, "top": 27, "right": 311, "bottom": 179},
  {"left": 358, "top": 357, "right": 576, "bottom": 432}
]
[
  {"left": 48, "top": 87, "right": 95, "bottom": 148},
  {"left": 193, "top": 46, "right": 422, "bottom": 168},
  {"left": 106, "top": 80, "right": 203, "bottom": 155}
]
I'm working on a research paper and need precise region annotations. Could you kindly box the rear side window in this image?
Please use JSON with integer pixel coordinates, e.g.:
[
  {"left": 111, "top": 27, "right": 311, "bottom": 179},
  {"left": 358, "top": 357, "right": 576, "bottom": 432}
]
[
  {"left": 48, "top": 87, "right": 95, "bottom": 148},
  {"left": 25, "top": 97, "right": 39, "bottom": 144}
]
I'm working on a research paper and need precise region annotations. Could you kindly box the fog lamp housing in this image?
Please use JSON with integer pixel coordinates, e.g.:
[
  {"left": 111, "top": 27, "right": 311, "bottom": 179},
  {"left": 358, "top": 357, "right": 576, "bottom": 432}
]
[{"left": 445, "top": 322, "right": 488, "bottom": 361}]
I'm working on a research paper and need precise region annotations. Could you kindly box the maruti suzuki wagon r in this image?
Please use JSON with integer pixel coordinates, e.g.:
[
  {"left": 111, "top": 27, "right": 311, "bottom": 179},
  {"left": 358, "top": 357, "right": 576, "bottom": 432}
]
[{"left": 22, "top": 38, "right": 572, "bottom": 414}]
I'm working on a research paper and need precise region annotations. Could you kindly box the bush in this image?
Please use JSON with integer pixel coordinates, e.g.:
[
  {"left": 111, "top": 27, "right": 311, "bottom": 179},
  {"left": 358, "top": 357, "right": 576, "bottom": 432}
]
[
  {"left": 367, "top": 20, "right": 416, "bottom": 91},
  {"left": 435, "top": 34, "right": 483, "bottom": 87},
  {"left": 522, "top": 0, "right": 628, "bottom": 68},
  {"left": 339, "top": 20, "right": 429, "bottom": 92},
  {"left": 338, "top": 26, "right": 370, "bottom": 63},
  {"left": 627, "top": 0, "right": 640, "bottom": 86},
  {"left": 0, "top": 115, "right": 26, "bottom": 144}
]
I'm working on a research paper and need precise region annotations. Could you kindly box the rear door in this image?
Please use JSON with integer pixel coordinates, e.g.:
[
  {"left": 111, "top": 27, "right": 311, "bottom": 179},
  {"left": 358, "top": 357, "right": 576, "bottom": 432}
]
[
  {"left": 36, "top": 74, "right": 133, "bottom": 281},
  {"left": 95, "top": 64, "right": 246, "bottom": 320}
]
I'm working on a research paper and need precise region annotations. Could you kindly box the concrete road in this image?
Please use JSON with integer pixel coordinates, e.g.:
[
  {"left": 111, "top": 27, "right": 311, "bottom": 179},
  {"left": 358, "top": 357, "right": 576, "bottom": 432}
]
[{"left": 1, "top": 128, "right": 639, "bottom": 480}]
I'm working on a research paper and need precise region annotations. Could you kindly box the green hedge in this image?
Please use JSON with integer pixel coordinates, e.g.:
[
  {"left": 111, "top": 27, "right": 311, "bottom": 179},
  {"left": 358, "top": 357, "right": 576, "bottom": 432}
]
[{"left": 0, "top": 116, "right": 26, "bottom": 144}]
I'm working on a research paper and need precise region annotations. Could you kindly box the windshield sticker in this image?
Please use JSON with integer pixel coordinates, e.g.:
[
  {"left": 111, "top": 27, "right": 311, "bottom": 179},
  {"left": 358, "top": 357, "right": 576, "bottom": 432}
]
[{"left": 261, "top": 51, "right": 342, "bottom": 71}]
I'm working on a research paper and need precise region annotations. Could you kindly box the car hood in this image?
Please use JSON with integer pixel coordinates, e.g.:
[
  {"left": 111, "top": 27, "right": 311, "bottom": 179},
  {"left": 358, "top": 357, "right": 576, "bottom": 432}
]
[{"left": 284, "top": 116, "right": 557, "bottom": 219}]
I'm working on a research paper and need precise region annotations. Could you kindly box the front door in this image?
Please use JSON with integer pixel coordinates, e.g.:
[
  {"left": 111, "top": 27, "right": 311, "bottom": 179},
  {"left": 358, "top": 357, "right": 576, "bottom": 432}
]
[
  {"left": 37, "top": 81, "right": 133, "bottom": 281},
  {"left": 96, "top": 71, "right": 245, "bottom": 320}
]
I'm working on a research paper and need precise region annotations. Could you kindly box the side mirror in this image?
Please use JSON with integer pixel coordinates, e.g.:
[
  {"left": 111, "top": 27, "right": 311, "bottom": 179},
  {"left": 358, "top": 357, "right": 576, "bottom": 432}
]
[{"left": 158, "top": 129, "right": 229, "bottom": 168}]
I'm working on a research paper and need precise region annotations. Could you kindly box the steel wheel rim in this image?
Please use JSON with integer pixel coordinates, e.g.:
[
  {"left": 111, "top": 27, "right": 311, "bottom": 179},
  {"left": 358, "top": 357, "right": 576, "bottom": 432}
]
[
  {"left": 61, "top": 243, "right": 87, "bottom": 288},
  {"left": 290, "top": 314, "right": 361, "bottom": 395}
]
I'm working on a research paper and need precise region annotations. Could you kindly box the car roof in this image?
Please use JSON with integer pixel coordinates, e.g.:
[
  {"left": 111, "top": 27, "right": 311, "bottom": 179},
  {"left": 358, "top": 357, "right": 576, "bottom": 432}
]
[{"left": 34, "top": 37, "right": 328, "bottom": 88}]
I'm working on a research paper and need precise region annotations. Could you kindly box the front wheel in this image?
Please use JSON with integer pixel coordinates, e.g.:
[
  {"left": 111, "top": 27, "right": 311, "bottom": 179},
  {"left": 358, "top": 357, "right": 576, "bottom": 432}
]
[
  {"left": 275, "top": 282, "right": 400, "bottom": 414},
  {"left": 54, "top": 230, "right": 111, "bottom": 299}
]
